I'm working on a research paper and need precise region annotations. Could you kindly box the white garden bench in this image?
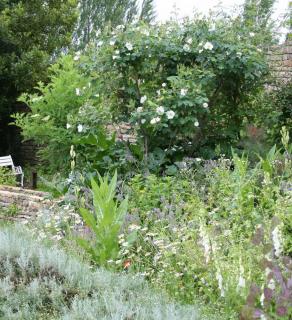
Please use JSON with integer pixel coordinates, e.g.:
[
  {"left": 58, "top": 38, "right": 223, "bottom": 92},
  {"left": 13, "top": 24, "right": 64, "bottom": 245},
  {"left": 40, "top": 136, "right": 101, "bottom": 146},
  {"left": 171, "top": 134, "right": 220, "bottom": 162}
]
[{"left": 0, "top": 155, "right": 24, "bottom": 187}]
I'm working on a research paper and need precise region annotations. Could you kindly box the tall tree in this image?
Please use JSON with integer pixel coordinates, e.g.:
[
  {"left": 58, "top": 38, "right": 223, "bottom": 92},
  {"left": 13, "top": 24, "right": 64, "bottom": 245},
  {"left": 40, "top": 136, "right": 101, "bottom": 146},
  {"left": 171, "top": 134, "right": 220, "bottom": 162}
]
[
  {"left": 0, "top": 0, "right": 77, "bottom": 157},
  {"left": 242, "top": 0, "right": 276, "bottom": 44},
  {"left": 75, "top": 0, "right": 155, "bottom": 48}
]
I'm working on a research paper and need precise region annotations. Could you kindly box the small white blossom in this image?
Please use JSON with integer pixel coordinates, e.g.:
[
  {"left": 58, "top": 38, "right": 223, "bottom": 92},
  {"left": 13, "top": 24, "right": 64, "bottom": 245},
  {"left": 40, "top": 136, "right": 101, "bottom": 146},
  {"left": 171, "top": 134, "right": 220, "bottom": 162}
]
[
  {"left": 216, "top": 269, "right": 225, "bottom": 297},
  {"left": 77, "top": 124, "right": 83, "bottom": 133},
  {"left": 237, "top": 52, "right": 242, "bottom": 57},
  {"left": 194, "top": 121, "right": 199, "bottom": 127},
  {"left": 186, "top": 38, "right": 193, "bottom": 44},
  {"left": 142, "top": 29, "right": 150, "bottom": 36},
  {"left": 157, "top": 90, "right": 161, "bottom": 96},
  {"left": 162, "top": 83, "right": 167, "bottom": 87},
  {"left": 112, "top": 55, "right": 119, "bottom": 60},
  {"left": 137, "top": 107, "right": 143, "bottom": 113},
  {"left": 125, "top": 42, "right": 133, "bottom": 50},
  {"left": 180, "top": 88, "right": 188, "bottom": 96},
  {"left": 116, "top": 24, "right": 124, "bottom": 30},
  {"left": 109, "top": 39, "right": 116, "bottom": 46},
  {"left": 156, "top": 106, "right": 165, "bottom": 115},
  {"left": 115, "top": 50, "right": 120, "bottom": 54},
  {"left": 75, "top": 88, "right": 81, "bottom": 96},
  {"left": 203, "top": 102, "right": 208, "bottom": 108},
  {"left": 97, "top": 40, "right": 103, "bottom": 47},
  {"left": 73, "top": 51, "right": 81, "bottom": 61},
  {"left": 166, "top": 110, "right": 175, "bottom": 119},
  {"left": 183, "top": 44, "right": 191, "bottom": 51},
  {"left": 140, "top": 95, "right": 147, "bottom": 104},
  {"left": 66, "top": 123, "right": 71, "bottom": 129},
  {"left": 150, "top": 117, "right": 161, "bottom": 124},
  {"left": 141, "top": 119, "right": 146, "bottom": 124},
  {"left": 257, "top": 48, "right": 262, "bottom": 53},
  {"left": 199, "top": 49, "right": 203, "bottom": 53},
  {"left": 249, "top": 32, "right": 255, "bottom": 37},
  {"left": 203, "top": 42, "right": 213, "bottom": 50}
]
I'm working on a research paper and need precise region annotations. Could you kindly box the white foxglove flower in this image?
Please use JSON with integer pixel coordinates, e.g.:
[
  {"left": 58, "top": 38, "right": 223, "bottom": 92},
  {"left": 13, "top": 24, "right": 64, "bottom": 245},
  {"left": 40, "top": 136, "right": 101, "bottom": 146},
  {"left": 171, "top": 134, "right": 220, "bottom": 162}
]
[
  {"left": 125, "top": 42, "right": 133, "bottom": 50},
  {"left": 216, "top": 269, "right": 225, "bottom": 297},
  {"left": 194, "top": 121, "right": 199, "bottom": 127},
  {"left": 150, "top": 117, "right": 161, "bottom": 124},
  {"left": 137, "top": 107, "right": 143, "bottom": 113},
  {"left": 156, "top": 106, "right": 165, "bottom": 115},
  {"left": 272, "top": 226, "right": 282, "bottom": 257},
  {"left": 75, "top": 88, "right": 81, "bottom": 96},
  {"left": 203, "top": 102, "right": 208, "bottom": 108},
  {"left": 180, "top": 88, "right": 188, "bottom": 96},
  {"left": 140, "top": 95, "right": 147, "bottom": 104},
  {"left": 141, "top": 119, "right": 146, "bottom": 124},
  {"left": 203, "top": 42, "right": 213, "bottom": 50},
  {"left": 77, "top": 124, "right": 83, "bottom": 133},
  {"left": 237, "top": 264, "right": 246, "bottom": 291},
  {"left": 66, "top": 123, "right": 71, "bottom": 129},
  {"left": 166, "top": 110, "right": 175, "bottom": 119}
]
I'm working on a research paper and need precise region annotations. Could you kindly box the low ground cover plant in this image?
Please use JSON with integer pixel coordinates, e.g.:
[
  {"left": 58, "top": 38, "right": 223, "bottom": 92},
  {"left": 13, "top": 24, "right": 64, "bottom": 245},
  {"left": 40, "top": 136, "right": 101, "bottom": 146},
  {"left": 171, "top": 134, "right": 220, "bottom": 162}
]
[
  {"left": 0, "top": 226, "right": 221, "bottom": 320},
  {"left": 0, "top": 167, "right": 16, "bottom": 186}
]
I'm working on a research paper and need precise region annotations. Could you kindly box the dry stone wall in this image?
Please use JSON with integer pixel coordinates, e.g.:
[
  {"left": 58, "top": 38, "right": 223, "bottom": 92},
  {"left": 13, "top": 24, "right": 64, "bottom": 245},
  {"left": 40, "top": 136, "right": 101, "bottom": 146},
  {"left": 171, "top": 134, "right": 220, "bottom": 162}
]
[{"left": 267, "top": 40, "right": 292, "bottom": 83}]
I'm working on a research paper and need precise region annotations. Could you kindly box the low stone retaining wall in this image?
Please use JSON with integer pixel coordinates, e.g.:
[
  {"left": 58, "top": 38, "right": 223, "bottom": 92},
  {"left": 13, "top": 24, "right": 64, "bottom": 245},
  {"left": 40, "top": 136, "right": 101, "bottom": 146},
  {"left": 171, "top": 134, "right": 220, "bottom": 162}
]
[{"left": 0, "top": 185, "right": 51, "bottom": 222}]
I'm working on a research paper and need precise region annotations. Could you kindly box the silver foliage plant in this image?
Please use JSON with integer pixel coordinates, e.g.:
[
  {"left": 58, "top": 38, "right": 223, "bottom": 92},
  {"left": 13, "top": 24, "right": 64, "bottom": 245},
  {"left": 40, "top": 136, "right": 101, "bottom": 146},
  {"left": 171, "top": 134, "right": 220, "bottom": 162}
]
[{"left": 0, "top": 226, "right": 213, "bottom": 320}]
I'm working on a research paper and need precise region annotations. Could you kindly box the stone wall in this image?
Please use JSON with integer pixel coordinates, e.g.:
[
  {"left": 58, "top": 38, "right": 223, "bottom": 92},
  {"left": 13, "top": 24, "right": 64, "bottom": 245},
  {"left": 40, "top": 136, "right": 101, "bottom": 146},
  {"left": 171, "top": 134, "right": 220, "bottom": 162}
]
[{"left": 267, "top": 40, "right": 292, "bottom": 83}]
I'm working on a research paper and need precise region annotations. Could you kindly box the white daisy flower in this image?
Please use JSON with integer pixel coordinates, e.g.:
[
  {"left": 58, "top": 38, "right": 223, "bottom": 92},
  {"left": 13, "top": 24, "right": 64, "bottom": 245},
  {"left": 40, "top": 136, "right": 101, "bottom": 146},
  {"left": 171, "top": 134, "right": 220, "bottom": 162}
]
[
  {"left": 180, "top": 88, "right": 188, "bottom": 96},
  {"left": 166, "top": 110, "right": 175, "bottom": 119},
  {"left": 125, "top": 42, "right": 133, "bottom": 50},
  {"left": 150, "top": 117, "right": 161, "bottom": 124},
  {"left": 140, "top": 95, "right": 147, "bottom": 104},
  {"left": 77, "top": 124, "right": 83, "bottom": 133},
  {"left": 156, "top": 106, "right": 165, "bottom": 115},
  {"left": 203, "top": 42, "right": 213, "bottom": 50}
]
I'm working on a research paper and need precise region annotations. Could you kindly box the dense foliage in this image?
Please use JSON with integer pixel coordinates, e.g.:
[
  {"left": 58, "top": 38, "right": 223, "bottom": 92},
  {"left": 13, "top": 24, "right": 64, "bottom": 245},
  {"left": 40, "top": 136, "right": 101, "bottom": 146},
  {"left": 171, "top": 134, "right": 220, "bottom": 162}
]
[{"left": 14, "top": 17, "right": 269, "bottom": 174}]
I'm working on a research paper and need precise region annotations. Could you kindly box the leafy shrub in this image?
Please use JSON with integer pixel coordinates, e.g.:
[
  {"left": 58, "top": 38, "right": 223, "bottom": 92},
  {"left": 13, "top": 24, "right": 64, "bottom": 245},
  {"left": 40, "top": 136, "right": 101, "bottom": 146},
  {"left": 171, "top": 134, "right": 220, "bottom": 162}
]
[
  {"left": 0, "top": 226, "right": 218, "bottom": 320},
  {"left": 0, "top": 167, "right": 16, "bottom": 186},
  {"left": 14, "top": 16, "right": 269, "bottom": 175}
]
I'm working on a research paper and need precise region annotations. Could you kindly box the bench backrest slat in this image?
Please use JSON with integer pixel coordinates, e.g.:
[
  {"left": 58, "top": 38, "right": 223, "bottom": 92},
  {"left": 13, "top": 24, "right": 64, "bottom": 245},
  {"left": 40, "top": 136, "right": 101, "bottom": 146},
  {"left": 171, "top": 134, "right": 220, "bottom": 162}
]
[{"left": 0, "top": 155, "right": 14, "bottom": 167}]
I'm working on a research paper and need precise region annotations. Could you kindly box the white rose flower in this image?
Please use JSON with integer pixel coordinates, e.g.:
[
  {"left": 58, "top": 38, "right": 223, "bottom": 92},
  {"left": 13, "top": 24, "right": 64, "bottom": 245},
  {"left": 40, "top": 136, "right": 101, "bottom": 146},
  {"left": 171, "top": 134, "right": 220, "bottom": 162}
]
[
  {"left": 140, "top": 95, "right": 147, "bottom": 104},
  {"left": 150, "top": 117, "right": 161, "bottom": 124},
  {"left": 141, "top": 119, "right": 146, "bottom": 124},
  {"left": 75, "top": 88, "right": 81, "bottom": 96},
  {"left": 156, "top": 106, "right": 165, "bottom": 115},
  {"left": 77, "top": 124, "right": 83, "bottom": 133},
  {"left": 137, "top": 107, "right": 143, "bottom": 113},
  {"left": 125, "top": 42, "right": 133, "bottom": 50},
  {"left": 203, "top": 102, "right": 208, "bottom": 108},
  {"left": 66, "top": 123, "right": 71, "bottom": 129},
  {"left": 194, "top": 121, "right": 199, "bottom": 127},
  {"left": 180, "top": 88, "right": 188, "bottom": 96},
  {"left": 203, "top": 42, "right": 213, "bottom": 50},
  {"left": 166, "top": 110, "right": 175, "bottom": 119}
]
